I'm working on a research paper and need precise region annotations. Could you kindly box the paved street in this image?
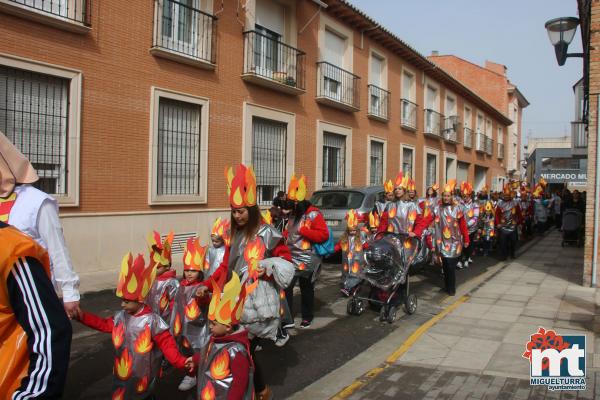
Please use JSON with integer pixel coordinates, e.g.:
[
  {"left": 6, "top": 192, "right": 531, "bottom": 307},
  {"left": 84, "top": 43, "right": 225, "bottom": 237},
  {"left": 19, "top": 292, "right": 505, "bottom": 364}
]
[{"left": 64, "top": 235, "right": 526, "bottom": 399}]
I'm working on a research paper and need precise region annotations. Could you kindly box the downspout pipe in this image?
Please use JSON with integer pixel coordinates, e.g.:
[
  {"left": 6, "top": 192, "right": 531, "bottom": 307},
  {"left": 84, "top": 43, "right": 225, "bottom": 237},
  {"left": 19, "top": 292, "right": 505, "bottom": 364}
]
[{"left": 592, "top": 94, "right": 599, "bottom": 286}]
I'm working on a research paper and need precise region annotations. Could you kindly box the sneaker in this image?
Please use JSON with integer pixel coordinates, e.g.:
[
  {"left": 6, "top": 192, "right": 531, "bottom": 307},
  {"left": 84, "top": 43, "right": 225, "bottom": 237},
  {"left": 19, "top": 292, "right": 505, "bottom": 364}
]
[
  {"left": 178, "top": 375, "right": 196, "bottom": 391},
  {"left": 463, "top": 261, "right": 469, "bottom": 268},
  {"left": 275, "top": 332, "right": 290, "bottom": 347},
  {"left": 254, "top": 345, "right": 263, "bottom": 352},
  {"left": 300, "top": 319, "right": 312, "bottom": 328},
  {"left": 456, "top": 261, "right": 463, "bottom": 269},
  {"left": 282, "top": 322, "right": 295, "bottom": 330},
  {"left": 468, "top": 257, "right": 473, "bottom": 263}
]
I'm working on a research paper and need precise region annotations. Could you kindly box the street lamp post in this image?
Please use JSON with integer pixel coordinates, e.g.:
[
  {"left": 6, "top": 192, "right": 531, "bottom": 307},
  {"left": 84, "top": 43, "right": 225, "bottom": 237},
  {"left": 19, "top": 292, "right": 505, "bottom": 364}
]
[{"left": 544, "top": 17, "right": 583, "bottom": 66}]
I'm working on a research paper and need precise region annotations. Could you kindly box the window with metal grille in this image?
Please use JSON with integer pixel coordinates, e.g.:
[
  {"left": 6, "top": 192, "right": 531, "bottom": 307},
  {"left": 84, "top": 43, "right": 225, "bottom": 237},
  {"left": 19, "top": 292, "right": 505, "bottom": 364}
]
[
  {"left": 157, "top": 97, "right": 202, "bottom": 196},
  {"left": 402, "top": 147, "right": 414, "bottom": 178},
  {"left": 252, "top": 117, "right": 287, "bottom": 205},
  {"left": 369, "top": 140, "right": 384, "bottom": 186},
  {"left": 0, "top": 66, "right": 69, "bottom": 196},
  {"left": 322, "top": 132, "right": 346, "bottom": 187},
  {"left": 426, "top": 153, "right": 437, "bottom": 189}
]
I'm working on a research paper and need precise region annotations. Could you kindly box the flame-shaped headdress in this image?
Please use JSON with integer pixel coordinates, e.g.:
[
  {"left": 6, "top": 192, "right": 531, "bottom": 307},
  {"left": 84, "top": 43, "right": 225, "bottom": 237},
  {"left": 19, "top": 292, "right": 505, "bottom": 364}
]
[
  {"left": 442, "top": 179, "right": 457, "bottom": 194},
  {"left": 394, "top": 171, "right": 409, "bottom": 189},
  {"left": 481, "top": 184, "right": 489, "bottom": 194},
  {"left": 346, "top": 209, "right": 359, "bottom": 230},
  {"left": 383, "top": 179, "right": 394, "bottom": 193},
  {"left": 407, "top": 179, "right": 416, "bottom": 192},
  {"left": 208, "top": 272, "right": 254, "bottom": 326},
  {"left": 484, "top": 201, "right": 494, "bottom": 213},
  {"left": 532, "top": 184, "right": 544, "bottom": 198},
  {"left": 147, "top": 231, "right": 174, "bottom": 268},
  {"left": 287, "top": 174, "right": 307, "bottom": 202},
  {"left": 211, "top": 217, "right": 230, "bottom": 246},
  {"left": 539, "top": 177, "right": 547, "bottom": 188},
  {"left": 261, "top": 210, "right": 272, "bottom": 225},
  {"left": 369, "top": 211, "right": 380, "bottom": 228},
  {"left": 430, "top": 183, "right": 439, "bottom": 193},
  {"left": 183, "top": 237, "right": 208, "bottom": 272},
  {"left": 116, "top": 253, "right": 156, "bottom": 302},
  {"left": 502, "top": 183, "right": 513, "bottom": 197},
  {"left": 460, "top": 181, "right": 473, "bottom": 196},
  {"left": 225, "top": 164, "right": 257, "bottom": 208}
]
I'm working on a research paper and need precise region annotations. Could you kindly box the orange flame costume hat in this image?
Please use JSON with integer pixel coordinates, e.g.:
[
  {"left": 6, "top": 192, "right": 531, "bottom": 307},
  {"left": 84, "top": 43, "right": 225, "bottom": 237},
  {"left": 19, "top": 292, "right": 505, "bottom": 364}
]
[
  {"left": 287, "top": 174, "right": 307, "bottom": 201},
  {"left": 442, "top": 179, "right": 457, "bottom": 194},
  {"left": 407, "top": 178, "right": 416, "bottom": 192},
  {"left": 502, "top": 183, "right": 513, "bottom": 196},
  {"left": 532, "top": 184, "right": 544, "bottom": 198},
  {"left": 208, "top": 271, "right": 255, "bottom": 326},
  {"left": 147, "top": 230, "right": 174, "bottom": 268},
  {"left": 394, "top": 171, "right": 409, "bottom": 189},
  {"left": 460, "top": 181, "right": 473, "bottom": 196},
  {"left": 211, "top": 217, "right": 231, "bottom": 246},
  {"left": 369, "top": 211, "right": 380, "bottom": 228},
  {"left": 430, "top": 183, "right": 439, "bottom": 192},
  {"left": 116, "top": 253, "right": 157, "bottom": 302},
  {"left": 183, "top": 237, "right": 208, "bottom": 272},
  {"left": 346, "top": 209, "right": 359, "bottom": 230},
  {"left": 261, "top": 210, "right": 272, "bottom": 225},
  {"left": 383, "top": 179, "right": 394, "bottom": 193},
  {"left": 539, "top": 177, "right": 547, "bottom": 188},
  {"left": 225, "top": 164, "right": 257, "bottom": 208}
]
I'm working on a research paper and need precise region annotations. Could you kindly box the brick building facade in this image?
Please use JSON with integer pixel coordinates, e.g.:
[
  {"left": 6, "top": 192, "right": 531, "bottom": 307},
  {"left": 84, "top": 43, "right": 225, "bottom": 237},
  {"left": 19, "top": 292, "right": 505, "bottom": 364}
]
[
  {"left": 0, "top": 0, "right": 512, "bottom": 277},
  {"left": 427, "top": 54, "right": 529, "bottom": 180}
]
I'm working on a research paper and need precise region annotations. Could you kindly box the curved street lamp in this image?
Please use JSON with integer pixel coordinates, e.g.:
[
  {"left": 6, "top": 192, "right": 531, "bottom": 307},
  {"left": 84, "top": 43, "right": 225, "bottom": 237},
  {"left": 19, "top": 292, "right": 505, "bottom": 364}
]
[{"left": 545, "top": 17, "right": 583, "bottom": 66}]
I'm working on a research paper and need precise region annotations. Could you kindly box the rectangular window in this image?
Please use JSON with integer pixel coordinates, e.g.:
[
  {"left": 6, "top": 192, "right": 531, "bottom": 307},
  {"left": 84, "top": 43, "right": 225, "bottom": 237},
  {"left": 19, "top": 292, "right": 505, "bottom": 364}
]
[
  {"left": 157, "top": 97, "right": 202, "bottom": 196},
  {"left": 252, "top": 117, "right": 287, "bottom": 205},
  {"left": 322, "top": 132, "right": 346, "bottom": 187},
  {"left": 0, "top": 66, "right": 69, "bottom": 196},
  {"left": 369, "top": 140, "right": 384, "bottom": 186},
  {"left": 426, "top": 153, "right": 437, "bottom": 188},
  {"left": 370, "top": 54, "right": 383, "bottom": 87},
  {"left": 498, "top": 127, "right": 503, "bottom": 144},
  {"left": 253, "top": 24, "right": 281, "bottom": 75},
  {"left": 426, "top": 85, "right": 437, "bottom": 110},
  {"left": 476, "top": 113, "right": 484, "bottom": 133},
  {"left": 402, "top": 147, "right": 414, "bottom": 178},
  {"left": 324, "top": 29, "right": 345, "bottom": 66},
  {"left": 464, "top": 106, "right": 472, "bottom": 128},
  {"left": 402, "top": 71, "right": 414, "bottom": 101},
  {"left": 445, "top": 95, "right": 456, "bottom": 116}
]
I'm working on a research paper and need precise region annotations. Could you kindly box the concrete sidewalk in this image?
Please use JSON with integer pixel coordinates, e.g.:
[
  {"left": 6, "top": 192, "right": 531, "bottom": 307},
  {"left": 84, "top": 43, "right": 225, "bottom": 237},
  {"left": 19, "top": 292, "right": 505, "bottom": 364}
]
[{"left": 301, "top": 230, "right": 599, "bottom": 399}]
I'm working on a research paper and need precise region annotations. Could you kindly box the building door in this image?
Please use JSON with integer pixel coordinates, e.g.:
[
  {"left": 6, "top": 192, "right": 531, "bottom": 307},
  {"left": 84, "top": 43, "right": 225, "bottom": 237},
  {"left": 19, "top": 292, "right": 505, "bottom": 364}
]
[
  {"left": 474, "top": 166, "right": 487, "bottom": 192},
  {"left": 457, "top": 162, "right": 469, "bottom": 184}
]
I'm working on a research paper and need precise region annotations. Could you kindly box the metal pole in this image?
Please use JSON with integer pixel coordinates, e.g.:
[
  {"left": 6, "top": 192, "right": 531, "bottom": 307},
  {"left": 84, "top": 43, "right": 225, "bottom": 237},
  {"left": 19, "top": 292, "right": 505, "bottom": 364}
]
[{"left": 592, "top": 94, "right": 600, "bottom": 286}]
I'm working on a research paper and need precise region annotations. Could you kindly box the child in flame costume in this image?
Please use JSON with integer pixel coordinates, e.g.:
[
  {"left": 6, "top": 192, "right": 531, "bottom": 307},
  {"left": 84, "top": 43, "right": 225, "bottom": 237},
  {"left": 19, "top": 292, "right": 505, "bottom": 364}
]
[
  {"left": 432, "top": 181, "right": 470, "bottom": 296},
  {"left": 146, "top": 231, "right": 179, "bottom": 324},
  {"left": 373, "top": 179, "right": 395, "bottom": 217},
  {"left": 173, "top": 237, "right": 211, "bottom": 391},
  {"left": 532, "top": 182, "right": 548, "bottom": 234},
  {"left": 479, "top": 200, "right": 496, "bottom": 256},
  {"left": 193, "top": 272, "right": 255, "bottom": 400},
  {"left": 367, "top": 211, "right": 380, "bottom": 240},
  {"left": 458, "top": 182, "right": 479, "bottom": 269},
  {"left": 495, "top": 184, "right": 523, "bottom": 260},
  {"left": 76, "top": 253, "right": 191, "bottom": 400},
  {"left": 207, "top": 217, "right": 231, "bottom": 278},
  {"left": 335, "top": 209, "right": 369, "bottom": 296}
]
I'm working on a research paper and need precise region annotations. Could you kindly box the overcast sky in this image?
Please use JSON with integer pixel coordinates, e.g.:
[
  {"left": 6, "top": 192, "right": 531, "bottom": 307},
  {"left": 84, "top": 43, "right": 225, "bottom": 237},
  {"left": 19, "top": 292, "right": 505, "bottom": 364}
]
[{"left": 347, "top": 0, "right": 583, "bottom": 143}]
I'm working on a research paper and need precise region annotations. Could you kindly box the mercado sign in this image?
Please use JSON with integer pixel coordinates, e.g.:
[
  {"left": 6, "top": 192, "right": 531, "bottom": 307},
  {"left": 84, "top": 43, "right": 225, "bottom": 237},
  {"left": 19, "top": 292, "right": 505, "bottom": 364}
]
[{"left": 538, "top": 170, "right": 587, "bottom": 184}]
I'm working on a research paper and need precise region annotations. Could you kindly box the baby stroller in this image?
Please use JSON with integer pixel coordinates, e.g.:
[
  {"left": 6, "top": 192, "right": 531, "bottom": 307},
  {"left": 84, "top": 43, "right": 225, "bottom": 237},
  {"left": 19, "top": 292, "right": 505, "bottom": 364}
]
[
  {"left": 346, "top": 233, "right": 418, "bottom": 323},
  {"left": 561, "top": 208, "right": 584, "bottom": 247}
]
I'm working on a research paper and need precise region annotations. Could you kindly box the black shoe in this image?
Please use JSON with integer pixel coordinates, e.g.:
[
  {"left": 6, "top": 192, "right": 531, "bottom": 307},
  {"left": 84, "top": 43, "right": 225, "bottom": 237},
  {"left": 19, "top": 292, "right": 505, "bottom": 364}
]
[
  {"left": 300, "top": 319, "right": 312, "bottom": 328},
  {"left": 447, "top": 289, "right": 456, "bottom": 296}
]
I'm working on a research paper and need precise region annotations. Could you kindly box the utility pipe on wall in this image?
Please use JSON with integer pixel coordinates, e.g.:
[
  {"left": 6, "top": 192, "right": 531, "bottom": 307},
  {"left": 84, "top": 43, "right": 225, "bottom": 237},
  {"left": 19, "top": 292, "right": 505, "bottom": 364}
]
[{"left": 592, "top": 94, "right": 599, "bottom": 286}]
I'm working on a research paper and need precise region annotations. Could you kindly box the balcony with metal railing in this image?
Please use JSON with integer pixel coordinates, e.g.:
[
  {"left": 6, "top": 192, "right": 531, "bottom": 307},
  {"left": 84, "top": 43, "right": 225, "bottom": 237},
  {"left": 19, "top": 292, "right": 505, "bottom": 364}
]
[
  {"left": 463, "top": 127, "right": 473, "bottom": 148},
  {"left": 571, "top": 121, "right": 588, "bottom": 158},
  {"left": 316, "top": 61, "right": 360, "bottom": 112},
  {"left": 151, "top": 0, "right": 217, "bottom": 69},
  {"left": 0, "top": 0, "right": 91, "bottom": 32},
  {"left": 242, "top": 30, "right": 306, "bottom": 95},
  {"left": 498, "top": 142, "right": 504, "bottom": 159},
  {"left": 367, "top": 84, "right": 390, "bottom": 121},
  {"left": 475, "top": 132, "right": 486, "bottom": 152},
  {"left": 442, "top": 115, "right": 460, "bottom": 143},
  {"left": 401, "top": 99, "right": 417, "bottom": 131},
  {"left": 424, "top": 109, "right": 443, "bottom": 138},
  {"left": 485, "top": 136, "right": 494, "bottom": 156}
]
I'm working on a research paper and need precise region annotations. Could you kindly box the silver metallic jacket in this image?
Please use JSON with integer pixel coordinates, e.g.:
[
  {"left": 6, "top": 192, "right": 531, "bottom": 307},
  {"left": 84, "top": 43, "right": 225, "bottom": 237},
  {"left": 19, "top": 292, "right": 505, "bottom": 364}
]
[
  {"left": 287, "top": 210, "right": 322, "bottom": 277},
  {"left": 196, "top": 339, "right": 253, "bottom": 400},
  {"left": 480, "top": 214, "right": 496, "bottom": 241},
  {"left": 146, "top": 276, "right": 179, "bottom": 324},
  {"left": 460, "top": 200, "right": 480, "bottom": 234},
  {"left": 433, "top": 204, "right": 465, "bottom": 259},
  {"left": 497, "top": 199, "right": 521, "bottom": 233},
  {"left": 170, "top": 284, "right": 210, "bottom": 356},
  {"left": 228, "top": 224, "right": 282, "bottom": 277},
  {"left": 111, "top": 310, "right": 169, "bottom": 400},
  {"left": 374, "top": 200, "right": 387, "bottom": 216},
  {"left": 385, "top": 200, "right": 421, "bottom": 235},
  {"left": 207, "top": 245, "right": 226, "bottom": 279}
]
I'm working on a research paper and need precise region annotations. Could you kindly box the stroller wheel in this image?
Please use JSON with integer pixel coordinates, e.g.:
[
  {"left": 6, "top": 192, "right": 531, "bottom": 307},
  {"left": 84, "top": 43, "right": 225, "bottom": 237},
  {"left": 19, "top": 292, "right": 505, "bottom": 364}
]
[
  {"left": 404, "top": 294, "right": 417, "bottom": 315},
  {"left": 387, "top": 306, "right": 398, "bottom": 323},
  {"left": 355, "top": 299, "right": 365, "bottom": 315},
  {"left": 346, "top": 298, "right": 356, "bottom": 315},
  {"left": 379, "top": 306, "right": 388, "bottom": 322}
]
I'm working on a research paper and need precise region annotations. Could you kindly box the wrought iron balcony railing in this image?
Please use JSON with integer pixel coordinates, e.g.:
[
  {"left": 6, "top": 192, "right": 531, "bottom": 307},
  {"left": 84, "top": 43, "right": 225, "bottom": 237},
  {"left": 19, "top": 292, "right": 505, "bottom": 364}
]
[
  {"left": 475, "top": 132, "right": 486, "bottom": 152},
  {"left": 424, "top": 109, "right": 443, "bottom": 137},
  {"left": 367, "top": 84, "right": 390, "bottom": 121},
  {"left": 401, "top": 98, "right": 417, "bottom": 130},
  {"left": 571, "top": 121, "right": 588, "bottom": 148},
  {"left": 243, "top": 30, "right": 306, "bottom": 92},
  {"left": 153, "top": 0, "right": 217, "bottom": 65},
  {"left": 316, "top": 61, "right": 360, "bottom": 111},
  {"left": 442, "top": 115, "right": 460, "bottom": 143},
  {"left": 463, "top": 127, "right": 473, "bottom": 148},
  {"left": 3, "top": 0, "right": 91, "bottom": 26},
  {"left": 485, "top": 136, "right": 494, "bottom": 155}
]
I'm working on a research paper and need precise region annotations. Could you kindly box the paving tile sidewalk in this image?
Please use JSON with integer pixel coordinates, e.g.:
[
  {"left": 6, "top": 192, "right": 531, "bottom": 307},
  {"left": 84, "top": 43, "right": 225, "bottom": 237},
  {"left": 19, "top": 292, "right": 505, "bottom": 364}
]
[{"left": 345, "top": 230, "right": 600, "bottom": 400}]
